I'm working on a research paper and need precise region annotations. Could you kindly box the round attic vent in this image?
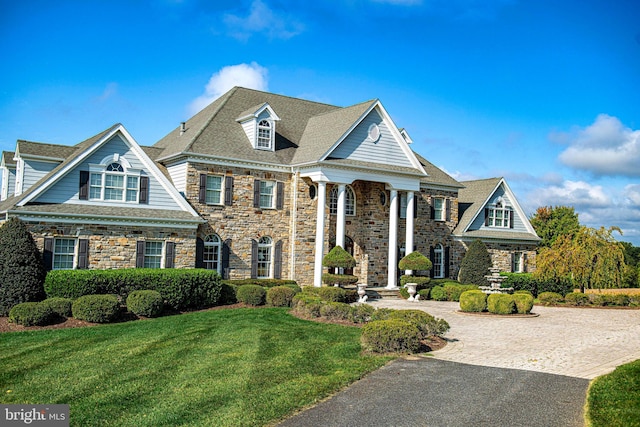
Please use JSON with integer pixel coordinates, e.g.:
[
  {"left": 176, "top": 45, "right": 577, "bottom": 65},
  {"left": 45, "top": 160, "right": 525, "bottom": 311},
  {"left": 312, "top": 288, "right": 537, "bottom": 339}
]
[{"left": 368, "top": 123, "right": 381, "bottom": 143}]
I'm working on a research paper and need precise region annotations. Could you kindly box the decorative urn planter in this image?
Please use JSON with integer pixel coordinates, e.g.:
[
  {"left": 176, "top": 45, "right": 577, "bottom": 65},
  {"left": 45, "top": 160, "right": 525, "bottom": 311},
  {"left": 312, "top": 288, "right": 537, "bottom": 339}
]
[
  {"left": 357, "top": 283, "right": 368, "bottom": 303},
  {"left": 405, "top": 283, "right": 418, "bottom": 301}
]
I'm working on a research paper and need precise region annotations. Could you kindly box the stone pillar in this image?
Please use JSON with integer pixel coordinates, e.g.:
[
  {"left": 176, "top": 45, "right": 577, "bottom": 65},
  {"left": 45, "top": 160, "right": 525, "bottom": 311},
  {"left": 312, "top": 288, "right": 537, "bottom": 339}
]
[
  {"left": 387, "top": 189, "right": 398, "bottom": 289},
  {"left": 336, "top": 184, "right": 346, "bottom": 249},
  {"left": 405, "top": 191, "right": 415, "bottom": 275},
  {"left": 314, "top": 181, "right": 327, "bottom": 287}
]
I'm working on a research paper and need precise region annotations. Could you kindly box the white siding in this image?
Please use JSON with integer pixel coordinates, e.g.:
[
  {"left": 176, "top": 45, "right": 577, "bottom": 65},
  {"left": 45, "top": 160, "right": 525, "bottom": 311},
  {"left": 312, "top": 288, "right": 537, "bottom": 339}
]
[
  {"left": 34, "top": 134, "right": 184, "bottom": 210},
  {"left": 22, "top": 159, "right": 59, "bottom": 192},
  {"left": 1, "top": 167, "right": 16, "bottom": 201},
  {"left": 330, "top": 110, "right": 413, "bottom": 168},
  {"left": 167, "top": 160, "right": 188, "bottom": 195},
  {"left": 240, "top": 120, "right": 256, "bottom": 147},
  {"left": 470, "top": 186, "right": 529, "bottom": 233}
]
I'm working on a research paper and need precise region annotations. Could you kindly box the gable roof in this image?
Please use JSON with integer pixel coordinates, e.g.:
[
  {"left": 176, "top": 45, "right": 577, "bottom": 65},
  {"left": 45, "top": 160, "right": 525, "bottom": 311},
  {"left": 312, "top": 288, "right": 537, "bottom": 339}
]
[
  {"left": 454, "top": 177, "right": 540, "bottom": 242},
  {"left": 413, "top": 152, "right": 463, "bottom": 189},
  {"left": 15, "top": 140, "right": 77, "bottom": 161},
  {"left": 1, "top": 151, "right": 16, "bottom": 167}
]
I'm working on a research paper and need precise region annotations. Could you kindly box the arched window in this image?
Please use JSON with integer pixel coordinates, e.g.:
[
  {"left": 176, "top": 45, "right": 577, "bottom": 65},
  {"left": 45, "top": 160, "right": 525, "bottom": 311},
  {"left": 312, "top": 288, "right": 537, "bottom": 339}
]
[
  {"left": 257, "top": 120, "right": 272, "bottom": 149},
  {"left": 329, "top": 185, "right": 355, "bottom": 216},
  {"left": 203, "top": 234, "right": 222, "bottom": 273},
  {"left": 433, "top": 244, "right": 444, "bottom": 278},
  {"left": 257, "top": 236, "right": 273, "bottom": 278},
  {"left": 89, "top": 159, "right": 139, "bottom": 202}
]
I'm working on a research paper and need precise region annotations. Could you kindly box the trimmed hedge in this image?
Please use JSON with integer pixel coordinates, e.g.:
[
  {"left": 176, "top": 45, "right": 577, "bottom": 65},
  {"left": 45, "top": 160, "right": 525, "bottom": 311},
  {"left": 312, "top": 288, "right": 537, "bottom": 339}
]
[
  {"left": 538, "top": 292, "right": 564, "bottom": 306},
  {"left": 387, "top": 309, "right": 449, "bottom": 337},
  {"left": 350, "top": 304, "right": 375, "bottom": 323},
  {"left": 487, "top": 294, "right": 515, "bottom": 315},
  {"left": 565, "top": 292, "right": 591, "bottom": 306},
  {"left": 222, "top": 279, "right": 298, "bottom": 288},
  {"left": 72, "top": 294, "right": 121, "bottom": 323},
  {"left": 459, "top": 290, "right": 487, "bottom": 312},
  {"left": 361, "top": 319, "right": 422, "bottom": 353},
  {"left": 126, "top": 290, "right": 164, "bottom": 317},
  {"left": 8, "top": 302, "right": 54, "bottom": 326},
  {"left": 266, "top": 286, "right": 297, "bottom": 307},
  {"left": 39, "top": 297, "right": 73, "bottom": 318},
  {"left": 431, "top": 283, "right": 478, "bottom": 301},
  {"left": 512, "top": 293, "right": 534, "bottom": 314},
  {"left": 45, "top": 269, "right": 223, "bottom": 310},
  {"left": 319, "top": 302, "right": 352, "bottom": 321},
  {"left": 321, "top": 273, "right": 358, "bottom": 287},
  {"left": 236, "top": 285, "right": 266, "bottom": 306},
  {"left": 317, "top": 286, "right": 347, "bottom": 303}
]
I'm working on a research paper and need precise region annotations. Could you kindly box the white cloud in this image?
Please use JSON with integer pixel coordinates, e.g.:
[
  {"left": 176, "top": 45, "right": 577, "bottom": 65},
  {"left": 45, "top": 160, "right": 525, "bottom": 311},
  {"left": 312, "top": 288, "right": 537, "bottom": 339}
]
[
  {"left": 188, "top": 62, "right": 268, "bottom": 115},
  {"left": 527, "top": 180, "right": 611, "bottom": 210},
  {"left": 223, "top": 0, "right": 304, "bottom": 41},
  {"left": 625, "top": 184, "right": 640, "bottom": 206},
  {"left": 557, "top": 114, "right": 640, "bottom": 177}
]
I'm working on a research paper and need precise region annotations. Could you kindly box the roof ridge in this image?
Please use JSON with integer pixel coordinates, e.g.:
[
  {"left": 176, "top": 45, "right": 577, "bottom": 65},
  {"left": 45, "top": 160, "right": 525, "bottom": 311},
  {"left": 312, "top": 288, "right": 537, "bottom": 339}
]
[{"left": 233, "top": 86, "right": 340, "bottom": 109}]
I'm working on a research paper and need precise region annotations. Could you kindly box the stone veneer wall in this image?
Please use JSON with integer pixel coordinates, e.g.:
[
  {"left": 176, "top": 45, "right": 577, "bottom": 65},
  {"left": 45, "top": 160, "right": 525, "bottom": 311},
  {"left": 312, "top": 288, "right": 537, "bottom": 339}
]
[
  {"left": 25, "top": 221, "right": 196, "bottom": 269},
  {"left": 458, "top": 240, "right": 538, "bottom": 274},
  {"left": 187, "top": 162, "right": 293, "bottom": 281}
]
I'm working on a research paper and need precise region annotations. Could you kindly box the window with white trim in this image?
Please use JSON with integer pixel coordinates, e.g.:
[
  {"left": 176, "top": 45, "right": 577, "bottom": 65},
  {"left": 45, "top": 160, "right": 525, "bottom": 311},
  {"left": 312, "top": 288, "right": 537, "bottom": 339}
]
[
  {"left": 259, "top": 180, "right": 276, "bottom": 208},
  {"left": 257, "top": 120, "right": 272, "bottom": 149},
  {"left": 329, "top": 185, "right": 355, "bottom": 216},
  {"left": 257, "top": 236, "right": 273, "bottom": 279},
  {"left": 400, "top": 193, "right": 408, "bottom": 219},
  {"left": 144, "top": 241, "right": 163, "bottom": 269},
  {"left": 203, "top": 234, "right": 222, "bottom": 273},
  {"left": 512, "top": 252, "right": 524, "bottom": 273},
  {"left": 487, "top": 202, "right": 512, "bottom": 228},
  {"left": 206, "top": 175, "right": 223, "bottom": 204},
  {"left": 89, "top": 161, "right": 140, "bottom": 202},
  {"left": 433, "top": 198, "right": 445, "bottom": 221},
  {"left": 53, "top": 238, "right": 76, "bottom": 270},
  {"left": 433, "top": 244, "right": 444, "bottom": 278}
]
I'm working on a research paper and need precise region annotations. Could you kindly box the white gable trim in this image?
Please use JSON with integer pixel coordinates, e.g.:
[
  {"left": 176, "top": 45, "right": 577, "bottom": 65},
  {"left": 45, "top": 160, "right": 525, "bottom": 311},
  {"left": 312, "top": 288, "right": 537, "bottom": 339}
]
[
  {"left": 16, "top": 125, "right": 200, "bottom": 217},
  {"left": 235, "top": 102, "right": 281, "bottom": 122},
  {"left": 462, "top": 178, "right": 537, "bottom": 235},
  {"left": 320, "top": 101, "right": 427, "bottom": 175}
]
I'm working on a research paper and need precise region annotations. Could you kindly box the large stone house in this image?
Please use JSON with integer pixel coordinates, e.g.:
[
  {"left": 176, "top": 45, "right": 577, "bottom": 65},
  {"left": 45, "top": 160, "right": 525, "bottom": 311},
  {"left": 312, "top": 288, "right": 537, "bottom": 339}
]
[{"left": 0, "top": 87, "right": 540, "bottom": 288}]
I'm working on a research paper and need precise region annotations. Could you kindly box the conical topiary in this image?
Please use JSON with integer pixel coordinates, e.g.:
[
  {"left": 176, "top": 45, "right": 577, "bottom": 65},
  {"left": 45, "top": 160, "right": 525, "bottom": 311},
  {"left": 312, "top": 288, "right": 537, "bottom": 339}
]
[
  {"left": 458, "top": 240, "right": 492, "bottom": 286},
  {"left": 322, "top": 245, "right": 356, "bottom": 269},
  {"left": 0, "top": 217, "right": 46, "bottom": 315},
  {"left": 398, "top": 251, "right": 432, "bottom": 272}
]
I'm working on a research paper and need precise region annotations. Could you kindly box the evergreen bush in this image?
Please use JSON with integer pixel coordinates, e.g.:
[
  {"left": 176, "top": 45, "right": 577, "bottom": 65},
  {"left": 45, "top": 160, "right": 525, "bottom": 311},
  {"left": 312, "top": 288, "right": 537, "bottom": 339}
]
[
  {"left": 317, "top": 286, "right": 347, "bottom": 302},
  {"left": 487, "top": 294, "right": 515, "bottom": 314},
  {"left": 8, "top": 302, "right": 54, "bottom": 326},
  {"left": 266, "top": 286, "right": 297, "bottom": 307},
  {"left": 319, "top": 302, "right": 352, "bottom": 320},
  {"left": 399, "top": 275, "right": 432, "bottom": 287},
  {"left": 126, "top": 290, "right": 164, "bottom": 317},
  {"left": 565, "top": 292, "right": 591, "bottom": 306},
  {"left": 72, "top": 294, "right": 121, "bottom": 323},
  {"left": 321, "top": 273, "right": 358, "bottom": 287},
  {"left": 236, "top": 285, "right": 266, "bottom": 306},
  {"left": 458, "top": 240, "right": 492, "bottom": 286},
  {"left": 430, "top": 286, "right": 447, "bottom": 301},
  {"left": 459, "top": 290, "right": 487, "bottom": 312},
  {"left": 39, "top": 297, "right": 73, "bottom": 318},
  {"left": 388, "top": 309, "right": 449, "bottom": 337},
  {"left": 350, "top": 304, "right": 375, "bottom": 323},
  {"left": 512, "top": 293, "right": 534, "bottom": 314},
  {"left": 537, "top": 291, "right": 564, "bottom": 306},
  {"left": 0, "top": 218, "right": 46, "bottom": 316},
  {"left": 322, "top": 246, "right": 358, "bottom": 287},
  {"left": 501, "top": 273, "right": 540, "bottom": 296},
  {"left": 361, "top": 319, "right": 422, "bottom": 353}
]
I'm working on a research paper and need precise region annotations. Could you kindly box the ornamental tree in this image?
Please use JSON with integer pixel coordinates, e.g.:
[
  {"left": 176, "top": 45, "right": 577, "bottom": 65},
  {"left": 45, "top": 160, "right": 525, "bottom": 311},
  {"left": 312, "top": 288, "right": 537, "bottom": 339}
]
[
  {"left": 458, "top": 240, "right": 492, "bottom": 286},
  {"left": 322, "top": 245, "right": 357, "bottom": 286},
  {"left": 534, "top": 226, "right": 626, "bottom": 293},
  {"left": 0, "top": 217, "right": 46, "bottom": 315}
]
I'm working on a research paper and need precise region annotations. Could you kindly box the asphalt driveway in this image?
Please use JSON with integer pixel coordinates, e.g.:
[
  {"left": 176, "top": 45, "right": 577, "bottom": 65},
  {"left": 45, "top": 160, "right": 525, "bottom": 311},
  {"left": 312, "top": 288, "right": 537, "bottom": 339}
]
[{"left": 277, "top": 301, "right": 640, "bottom": 426}]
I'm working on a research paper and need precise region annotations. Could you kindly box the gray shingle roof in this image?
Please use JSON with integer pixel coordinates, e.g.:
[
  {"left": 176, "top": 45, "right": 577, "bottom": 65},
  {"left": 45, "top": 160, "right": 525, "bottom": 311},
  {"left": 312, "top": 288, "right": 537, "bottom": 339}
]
[
  {"left": 413, "top": 152, "right": 464, "bottom": 188},
  {"left": 16, "top": 140, "right": 77, "bottom": 160},
  {"left": 1, "top": 151, "right": 16, "bottom": 167}
]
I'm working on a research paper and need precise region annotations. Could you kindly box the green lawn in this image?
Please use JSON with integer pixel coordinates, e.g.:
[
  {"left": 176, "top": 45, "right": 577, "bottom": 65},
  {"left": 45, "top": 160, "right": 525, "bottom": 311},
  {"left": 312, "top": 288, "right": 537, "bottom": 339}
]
[
  {"left": 0, "top": 308, "right": 391, "bottom": 426},
  {"left": 586, "top": 359, "right": 640, "bottom": 427}
]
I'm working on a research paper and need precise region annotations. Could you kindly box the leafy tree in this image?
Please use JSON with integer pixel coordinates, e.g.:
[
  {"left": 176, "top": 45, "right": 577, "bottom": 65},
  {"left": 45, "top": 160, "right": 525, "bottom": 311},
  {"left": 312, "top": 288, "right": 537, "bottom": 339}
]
[
  {"left": 534, "top": 226, "right": 626, "bottom": 293},
  {"left": 322, "top": 246, "right": 357, "bottom": 286},
  {"left": 620, "top": 241, "right": 640, "bottom": 267},
  {"left": 458, "top": 240, "right": 492, "bottom": 286},
  {"left": 0, "top": 217, "right": 47, "bottom": 315},
  {"left": 530, "top": 205, "right": 581, "bottom": 249},
  {"left": 398, "top": 251, "right": 432, "bottom": 272}
]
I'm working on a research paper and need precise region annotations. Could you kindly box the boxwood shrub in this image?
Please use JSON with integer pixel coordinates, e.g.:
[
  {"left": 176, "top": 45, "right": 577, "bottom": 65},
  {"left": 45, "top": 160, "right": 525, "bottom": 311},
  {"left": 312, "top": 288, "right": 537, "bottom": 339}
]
[
  {"left": 317, "top": 286, "right": 347, "bottom": 303},
  {"left": 291, "top": 293, "right": 324, "bottom": 318},
  {"left": 126, "top": 290, "right": 164, "bottom": 317},
  {"left": 459, "top": 290, "right": 487, "bottom": 313},
  {"left": 565, "top": 292, "right": 591, "bottom": 306},
  {"left": 319, "top": 302, "right": 352, "bottom": 321},
  {"left": 236, "top": 285, "right": 266, "bottom": 306},
  {"left": 266, "top": 286, "right": 297, "bottom": 307},
  {"left": 45, "top": 269, "right": 223, "bottom": 310},
  {"left": 487, "top": 294, "right": 515, "bottom": 315},
  {"left": 361, "top": 319, "right": 422, "bottom": 354},
  {"left": 8, "top": 302, "right": 54, "bottom": 326},
  {"left": 538, "top": 291, "right": 564, "bottom": 306},
  {"left": 387, "top": 309, "right": 449, "bottom": 337},
  {"left": 39, "top": 297, "right": 73, "bottom": 318},
  {"left": 399, "top": 275, "right": 432, "bottom": 287},
  {"left": 72, "top": 294, "right": 121, "bottom": 323},
  {"left": 350, "top": 303, "right": 375, "bottom": 323},
  {"left": 512, "top": 293, "right": 534, "bottom": 314},
  {"left": 222, "top": 279, "right": 298, "bottom": 288}
]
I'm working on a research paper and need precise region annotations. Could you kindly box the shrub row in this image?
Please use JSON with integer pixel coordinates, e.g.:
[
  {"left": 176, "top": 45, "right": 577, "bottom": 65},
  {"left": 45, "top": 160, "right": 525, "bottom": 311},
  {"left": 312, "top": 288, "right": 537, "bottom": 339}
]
[
  {"left": 45, "top": 269, "right": 223, "bottom": 310},
  {"left": 459, "top": 290, "right": 534, "bottom": 314},
  {"left": 538, "top": 291, "right": 640, "bottom": 307},
  {"left": 222, "top": 279, "right": 298, "bottom": 288},
  {"left": 500, "top": 273, "right": 573, "bottom": 297}
]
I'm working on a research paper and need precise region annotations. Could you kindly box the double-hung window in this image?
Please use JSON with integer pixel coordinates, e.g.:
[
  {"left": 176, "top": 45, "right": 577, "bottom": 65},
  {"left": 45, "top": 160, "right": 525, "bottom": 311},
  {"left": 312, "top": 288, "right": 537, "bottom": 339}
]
[
  {"left": 53, "top": 238, "right": 76, "bottom": 270},
  {"left": 399, "top": 193, "right": 408, "bottom": 219},
  {"left": 257, "top": 120, "right": 272, "bottom": 149},
  {"left": 206, "top": 175, "right": 223, "bottom": 205},
  {"left": 257, "top": 236, "right": 272, "bottom": 278},
  {"left": 433, "top": 244, "right": 444, "bottom": 278},
  {"left": 89, "top": 161, "right": 140, "bottom": 203},
  {"left": 487, "top": 203, "right": 512, "bottom": 228},
  {"left": 259, "top": 180, "right": 275, "bottom": 208},
  {"left": 203, "top": 234, "right": 222, "bottom": 273},
  {"left": 143, "top": 241, "right": 163, "bottom": 269},
  {"left": 433, "top": 198, "right": 444, "bottom": 221}
]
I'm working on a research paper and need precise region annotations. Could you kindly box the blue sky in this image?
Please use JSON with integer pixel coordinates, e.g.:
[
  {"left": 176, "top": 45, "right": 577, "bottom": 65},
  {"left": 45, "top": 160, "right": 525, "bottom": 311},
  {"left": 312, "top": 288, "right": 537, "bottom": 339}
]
[{"left": 1, "top": 0, "right": 639, "bottom": 245}]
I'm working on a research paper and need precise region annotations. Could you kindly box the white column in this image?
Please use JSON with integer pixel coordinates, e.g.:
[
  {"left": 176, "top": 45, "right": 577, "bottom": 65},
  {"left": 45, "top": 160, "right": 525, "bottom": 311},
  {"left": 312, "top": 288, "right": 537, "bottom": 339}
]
[
  {"left": 314, "top": 182, "right": 327, "bottom": 287},
  {"left": 336, "top": 184, "right": 346, "bottom": 249},
  {"left": 387, "top": 189, "right": 399, "bottom": 289},
  {"left": 405, "top": 191, "right": 415, "bottom": 275}
]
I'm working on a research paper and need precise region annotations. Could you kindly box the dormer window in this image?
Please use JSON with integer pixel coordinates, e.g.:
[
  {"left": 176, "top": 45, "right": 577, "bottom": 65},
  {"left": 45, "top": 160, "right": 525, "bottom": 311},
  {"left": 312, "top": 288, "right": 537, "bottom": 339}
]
[
  {"left": 257, "top": 120, "right": 272, "bottom": 149},
  {"left": 83, "top": 155, "right": 145, "bottom": 203}
]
